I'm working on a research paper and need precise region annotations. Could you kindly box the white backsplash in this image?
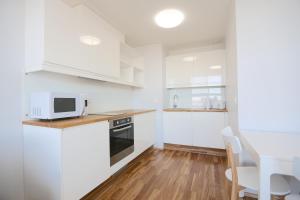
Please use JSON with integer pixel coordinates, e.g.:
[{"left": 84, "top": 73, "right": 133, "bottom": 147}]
[
  {"left": 167, "top": 87, "right": 226, "bottom": 109},
  {"left": 23, "top": 71, "right": 135, "bottom": 118}
]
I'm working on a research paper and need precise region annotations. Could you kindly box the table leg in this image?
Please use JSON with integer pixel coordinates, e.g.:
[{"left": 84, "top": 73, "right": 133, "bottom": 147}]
[{"left": 259, "top": 160, "right": 271, "bottom": 200}]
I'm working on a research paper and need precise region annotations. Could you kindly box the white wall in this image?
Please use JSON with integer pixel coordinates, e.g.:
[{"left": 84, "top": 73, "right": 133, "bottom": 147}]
[
  {"left": 0, "top": 1, "right": 25, "bottom": 199},
  {"left": 236, "top": 0, "right": 300, "bottom": 133},
  {"left": 133, "top": 44, "right": 166, "bottom": 148},
  {"left": 24, "top": 72, "right": 134, "bottom": 117},
  {"left": 234, "top": 0, "right": 300, "bottom": 192},
  {"left": 225, "top": 0, "right": 239, "bottom": 134}
]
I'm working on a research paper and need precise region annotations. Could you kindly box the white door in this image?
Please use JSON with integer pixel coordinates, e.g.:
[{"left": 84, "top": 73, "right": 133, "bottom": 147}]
[
  {"left": 61, "top": 122, "right": 110, "bottom": 200},
  {"left": 163, "top": 112, "right": 193, "bottom": 146},
  {"left": 192, "top": 112, "right": 226, "bottom": 149},
  {"left": 134, "top": 112, "right": 156, "bottom": 155}
]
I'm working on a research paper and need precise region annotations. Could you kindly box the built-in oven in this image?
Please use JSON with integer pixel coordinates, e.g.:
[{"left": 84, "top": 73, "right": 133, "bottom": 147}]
[{"left": 109, "top": 117, "right": 134, "bottom": 166}]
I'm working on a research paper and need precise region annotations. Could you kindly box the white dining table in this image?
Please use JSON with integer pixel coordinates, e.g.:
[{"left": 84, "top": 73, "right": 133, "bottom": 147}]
[{"left": 240, "top": 130, "right": 300, "bottom": 200}]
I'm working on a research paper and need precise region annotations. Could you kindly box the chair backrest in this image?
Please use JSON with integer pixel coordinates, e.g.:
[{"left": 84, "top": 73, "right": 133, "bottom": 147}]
[
  {"left": 222, "top": 126, "right": 234, "bottom": 137},
  {"left": 224, "top": 135, "right": 243, "bottom": 155},
  {"left": 221, "top": 126, "right": 234, "bottom": 148},
  {"left": 226, "top": 144, "right": 239, "bottom": 200},
  {"left": 294, "top": 157, "right": 300, "bottom": 180}
]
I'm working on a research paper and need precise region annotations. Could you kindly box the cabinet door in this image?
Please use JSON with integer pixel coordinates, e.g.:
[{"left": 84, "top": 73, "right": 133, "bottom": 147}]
[
  {"left": 61, "top": 122, "right": 110, "bottom": 200},
  {"left": 166, "top": 50, "right": 226, "bottom": 88},
  {"left": 134, "top": 112, "right": 156, "bottom": 155},
  {"left": 23, "top": 126, "right": 62, "bottom": 200},
  {"left": 163, "top": 112, "right": 193, "bottom": 146},
  {"left": 76, "top": 5, "right": 120, "bottom": 78},
  {"left": 192, "top": 112, "right": 226, "bottom": 149},
  {"left": 193, "top": 50, "right": 226, "bottom": 86},
  {"left": 166, "top": 55, "right": 194, "bottom": 88},
  {"left": 44, "top": 0, "right": 120, "bottom": 78}
]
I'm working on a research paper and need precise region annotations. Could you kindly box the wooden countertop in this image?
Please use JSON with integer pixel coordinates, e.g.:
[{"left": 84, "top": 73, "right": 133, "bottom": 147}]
[
  {"left": 22, "top": 109, "right": 156, "bottom": 129},
  {"left": 164, "top": 108, "right": 228, "bottom": 112}
]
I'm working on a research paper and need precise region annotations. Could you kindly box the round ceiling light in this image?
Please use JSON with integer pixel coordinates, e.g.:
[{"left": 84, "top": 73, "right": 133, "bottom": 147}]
[{"left": 154, "top": 9, "right": 185, "bottom": 29}]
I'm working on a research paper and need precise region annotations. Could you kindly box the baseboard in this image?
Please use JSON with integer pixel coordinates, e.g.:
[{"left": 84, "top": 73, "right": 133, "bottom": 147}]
[{"left": 164, "top": 143, "right": 226, "bottom": 157}]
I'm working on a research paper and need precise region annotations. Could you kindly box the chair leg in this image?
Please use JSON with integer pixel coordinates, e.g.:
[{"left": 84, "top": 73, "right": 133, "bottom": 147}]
[{"left": 225, "top": 178, "right": 231, "bottom": 200}]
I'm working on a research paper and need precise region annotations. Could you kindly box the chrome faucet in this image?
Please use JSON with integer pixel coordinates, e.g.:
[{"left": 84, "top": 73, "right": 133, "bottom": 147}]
[{"left": 173, "top": 94, "right": 179, "bottom": 108}]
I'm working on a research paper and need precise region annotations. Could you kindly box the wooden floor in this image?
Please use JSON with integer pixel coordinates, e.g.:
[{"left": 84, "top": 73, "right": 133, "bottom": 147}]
[{"left": 83, "top": 148, "right": 257, "bottom": 200}]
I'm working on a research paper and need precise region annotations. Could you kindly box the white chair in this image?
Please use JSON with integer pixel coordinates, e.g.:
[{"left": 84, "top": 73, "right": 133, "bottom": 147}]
[
  {"left": 221, "top": 127, "right": 256, "bottom": 167},
  {"left": 222, "top": 127, "right": 257, "bottom": 197},
  {"left": 222, "top": 126, "right": 234, "bottom": 137},
  {"left": 285, "top": 157, "right": 300, "bottom": 200},
  {"left": 224, "top": 135, "right": 291, "bottom": 200}
]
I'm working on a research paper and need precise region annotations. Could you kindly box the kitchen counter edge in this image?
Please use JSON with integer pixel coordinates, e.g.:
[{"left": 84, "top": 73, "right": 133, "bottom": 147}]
[{"left": 22, "top": 109, "right": 156, "bottom": 129}]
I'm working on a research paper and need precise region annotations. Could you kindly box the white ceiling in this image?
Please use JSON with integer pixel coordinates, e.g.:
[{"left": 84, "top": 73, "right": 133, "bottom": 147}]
[{"left": 85, "top": 0, "right": 230, "bottom": 50}]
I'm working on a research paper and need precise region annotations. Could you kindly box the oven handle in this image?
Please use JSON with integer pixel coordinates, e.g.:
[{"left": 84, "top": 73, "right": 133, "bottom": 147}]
[{"left": 112, "top": 125, "right": 132, "bottom": 133}]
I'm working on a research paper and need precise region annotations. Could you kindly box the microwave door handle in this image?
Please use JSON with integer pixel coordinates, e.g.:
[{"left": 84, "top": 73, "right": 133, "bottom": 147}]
[{"left": 112, "top": 125, "right": 132, "bottom": 133}]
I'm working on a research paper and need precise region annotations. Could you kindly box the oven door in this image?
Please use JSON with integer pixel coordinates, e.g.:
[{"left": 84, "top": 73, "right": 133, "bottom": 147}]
[{"left": 110, "top": 123, "right": 134, "bottom": 166}]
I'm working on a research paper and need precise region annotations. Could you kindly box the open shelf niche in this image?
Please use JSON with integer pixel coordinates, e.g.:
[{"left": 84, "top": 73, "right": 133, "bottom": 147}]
[{"left": 120, "top": 43, "right": 144, "bottom": 88}]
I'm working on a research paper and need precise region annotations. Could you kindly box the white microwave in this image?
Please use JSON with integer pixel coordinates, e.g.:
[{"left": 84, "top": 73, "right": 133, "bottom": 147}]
[{"left": 30, "top": 92, "right": 88, "bottom": 120}]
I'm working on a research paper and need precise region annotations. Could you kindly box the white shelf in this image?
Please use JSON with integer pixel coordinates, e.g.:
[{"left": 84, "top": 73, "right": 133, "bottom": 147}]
[
  {"left": 120, "top": 42, "right": 144, "bottom": 88},
  {"left": 120, "top": 65, "right": 134, "bottom": 83},
  {"left": 119, "top": 61, "right": 144, "bottom": 88},
  {"left": 104, "top": 78, "right": 143, "bottom": 88},
  {"left": 133, "top": 67, "right": 143, "bottom": 72},
  {"left": 166, "top": 84, "right": 226, "bottom": 89},
  {"left": 134, "top": 68, "right": 144, "bottom": 86},
  {"left": 120, "top": 56, "right": 133, "bottom": 67},
  {"left": 132, "top": 56, "right": 144, "bottom": 71}
]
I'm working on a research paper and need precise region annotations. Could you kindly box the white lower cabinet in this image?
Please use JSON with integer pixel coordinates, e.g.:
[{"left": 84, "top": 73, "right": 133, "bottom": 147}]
[
  {"left": 134, "top": 112, "right": 156, "bottom": 155},
  {"left": 23, "top": 112, "right": 156, "bottom": 200},
  {"left": 61, "top": 124, "right": 110, "bottom": 200},
  {"left": 191, "top": 112, "right": 227, "bottom": 149},
  {"left": 163, "top": 112, "right": 227, "bottom": 149},
  {"left": 163, "top": 112, "right": 193, "bottom": 146},
  {"left": 24, "top": 122, "right": 110, "bottom": 200}
]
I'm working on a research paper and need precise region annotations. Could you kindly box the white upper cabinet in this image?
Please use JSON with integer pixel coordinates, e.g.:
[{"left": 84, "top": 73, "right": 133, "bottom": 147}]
[
  {"left": 166, "top": 55, "right": 194, "bottom": 88},
  {"left": 26, "top": 0, "right": 123, "bottom": 79},
  {"left": 166, "top": 49, "right": 226, "bottom": 88}
]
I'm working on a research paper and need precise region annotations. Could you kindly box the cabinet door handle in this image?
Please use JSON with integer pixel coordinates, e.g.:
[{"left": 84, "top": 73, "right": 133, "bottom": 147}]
[{"left": 112, "top": 125, "right": 132, "bottom": 133}]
